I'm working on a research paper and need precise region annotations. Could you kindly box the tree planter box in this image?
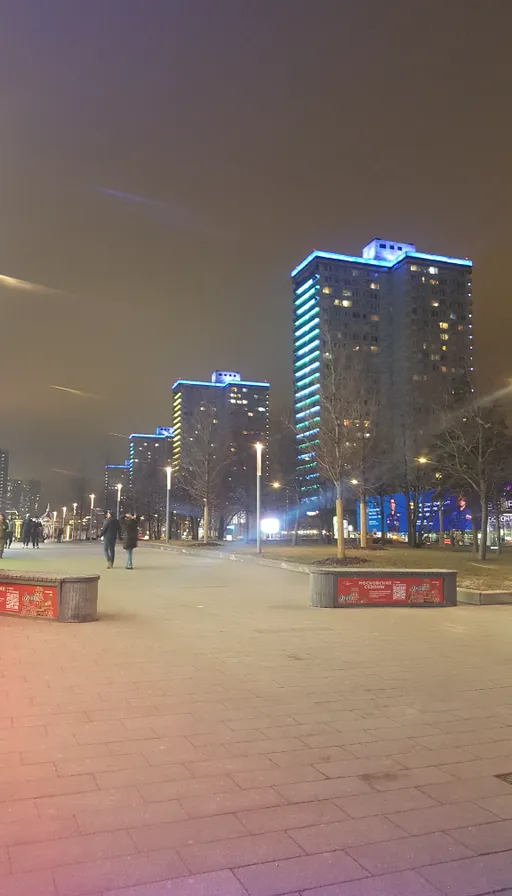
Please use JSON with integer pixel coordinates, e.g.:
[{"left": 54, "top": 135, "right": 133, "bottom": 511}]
[
  {"left": 310, "top": 568, "right": 457, "bottom": 608},
  {"left": 0, "top": 571, "right": 99, "bottom": 622}
]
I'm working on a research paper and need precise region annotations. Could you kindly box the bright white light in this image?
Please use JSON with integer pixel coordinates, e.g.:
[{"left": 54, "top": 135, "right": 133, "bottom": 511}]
[{"left": 260, "top": 517, "right": 280, "bottom": 535}]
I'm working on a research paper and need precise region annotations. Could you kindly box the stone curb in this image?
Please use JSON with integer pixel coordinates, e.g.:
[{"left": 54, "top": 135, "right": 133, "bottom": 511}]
[
  {"left": 143, "top": 541, "right": 310, "bottom": 574},
  {"left": 457, "top": 588, "right": 512, "bottom": 605}
]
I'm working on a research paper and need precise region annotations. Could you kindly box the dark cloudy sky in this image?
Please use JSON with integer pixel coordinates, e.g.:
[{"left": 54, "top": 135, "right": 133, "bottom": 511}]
[{"left": 1, "top": 0, "right": 511, "bottom": 504}]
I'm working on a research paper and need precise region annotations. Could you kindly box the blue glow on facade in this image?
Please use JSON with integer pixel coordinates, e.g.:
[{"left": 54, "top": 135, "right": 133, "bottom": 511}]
[
  {"left": 295, "top": 277, "right": 316, "bottom": 296},
  {"left": 295, "top": 350, "right": 320, "bottom": 369},
  {"left": 291, "top": 248, "right": 472, "bottom": 278},
  {"left": 295, "top": 285, "right": 318, "bottom": 305},
  {"left": 296, "top": 406, "right": 320, "bottom": 420},
  {"left": 172, "top": 379, "right": 269, "bottom": 390},
  {"left": 295, "top": 297, "right": 317, "bottom": 315},
  {"left": 295, "top": 317, "right": 320, "bottom": 339},
  {"left": 297, "top": 428, "right": 320, "bottom": 439},
  {"left": 295, "top": 383, "right": 320, "bottom": 399},
  {"left": 294, "top": 307, "right": 319, "bottom": 328},
  {"left": 295, "top": 368, "right": 320, "bottom": 385},
  {"left": 295, "top": 337, "right": 320, "bottom": 355},
  {"left": 129, "top": 433, "right": 171, "bottom": 439}
]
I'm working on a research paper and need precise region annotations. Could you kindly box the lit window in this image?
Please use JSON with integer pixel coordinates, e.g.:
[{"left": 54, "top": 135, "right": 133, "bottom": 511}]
[
  {"left": 322, "top": 286, "right": 332, "bottom": 294},
  {"left": 370, "top": 345, "right": 380, "bottom": 353},
  {"left": 440, "top": 333, "right": 449, "bottom": 341},
  {"left": 410, "top": 264, "right": 420, "bottom": 272},
  {"left": 370, "top": 314, "right": 380, "bottom": 321},
  {"left": 353, "top": 345, "right": 360, "bottom": 352},
  {"left": 342, "top": 289, "right": 352, "bottom": 297},
  {"left": 439, "top": 322, "right": 449, "bottom": 330},
  {"left": 441, "top": 366, "right": 447, "bottom": 373},
  {"left": 431, "top": 300, "right": 439, "bottom": 307},
  {"left": 457, "top": 324, "right": 465, "bottom": 331},
  {"left": 370, "top": 282, "right": 380, "bottom": 290},
  {"left": 333, "top": 299, "right": 342, "bottom": 306},
  {"left": 430, "top": 279, "right": 439, "bottom": 286},
  {"left": 429, "top": 266, "right": 439, "bottom": 274},
  {"left": 342, "top": 299, "right": 352, "bottom": 308}
]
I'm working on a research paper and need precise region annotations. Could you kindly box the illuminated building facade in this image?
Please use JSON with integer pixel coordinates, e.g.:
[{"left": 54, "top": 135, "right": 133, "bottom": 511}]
[
  {"left": 172, "top": 372, "right": 270, "bottom": 482},
  {"left": 291, "top": 239, "right": 473, "bottom": 496},
  {"left": 104, "top": 462, "right": 130, "bottom": 512},
  {"left": 129, "top": 429, "right": 172, "bottom": 482}
]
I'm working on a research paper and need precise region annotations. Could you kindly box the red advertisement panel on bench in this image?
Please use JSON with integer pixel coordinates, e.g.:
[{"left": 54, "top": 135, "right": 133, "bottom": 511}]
[
  {"left": 0, "top": 583, "right": 58, "bottom": 618},
  {"left": 336, "top": 577, "right": 444, "bottom": 606}
]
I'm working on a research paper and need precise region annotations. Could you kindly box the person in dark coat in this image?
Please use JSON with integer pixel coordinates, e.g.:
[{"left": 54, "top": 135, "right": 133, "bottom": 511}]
[
  {"left": 21, "top": 515, "right": 32, "bottom": 548},
  {"left": 31, "top": 518, "right": 42, "bottom": 549},
  {"left": 100, "top": 511, "right": 121, "bottom": 568},
  {"left": 6, "top": 517, "right": 14, "bottom": 548},
  {"left": 123, "top": 513, "right": 138, "bottom": 569}
]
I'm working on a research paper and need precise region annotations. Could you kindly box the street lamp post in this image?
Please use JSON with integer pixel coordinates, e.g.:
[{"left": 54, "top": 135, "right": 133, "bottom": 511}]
[
  {"left": 62, "top": 507, "right": 67, "bottom": 541},
  {"left": 116, "top": 484, "right": 122, "bottom": 520},
  {"left": 72, "top": 503, "right": 77, "bottom": 540},
  {"left": 255, "top": 443, "right": 263, "bottom": 553},
  {"left": 52, "top": 511, "right": 57, "bottom": 541},
  {"left": 165, "top": 466, "right": 172, "bottom": 543},
  {"left": 89, "top": 494, "right": 95, "bottom": 540}
]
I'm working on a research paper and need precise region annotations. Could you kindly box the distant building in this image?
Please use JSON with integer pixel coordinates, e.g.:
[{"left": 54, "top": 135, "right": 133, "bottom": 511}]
[
  {"left": 172, "top": 371, "right": 270, "bottom": 492},
  {"left": 25, "top": 480, "right": 41, "bottom": 516},
  {"left": 104, "top": 462, "right": 130, "bottom": 513},
  {"left": 6, "top": 478, "right": 22, "bottom": 513},
  {"left": 0, "top": 450, "right": 9, "bottom": 508},
  {"left": 128, "top": 429, "right": 173, "bottom": 514},
  {"left": 291, "top": 238, "right": 473, "bottom": 496}
]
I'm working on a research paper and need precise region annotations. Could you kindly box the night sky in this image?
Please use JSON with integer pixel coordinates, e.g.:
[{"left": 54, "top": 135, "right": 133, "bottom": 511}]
[{"left": 2, "top": 0, "right": 511, "bottom": 504}]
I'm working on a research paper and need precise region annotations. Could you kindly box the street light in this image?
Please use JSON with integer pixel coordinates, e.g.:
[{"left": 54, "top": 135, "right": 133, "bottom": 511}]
[
  {"left": 351, "top": 478, "right": 359, "bottom": 485},
  {"left": 272, "top": 481, "right": 281, "bottom": 489},
  {"left": 72, "top": 503, "right": 77, "bottom": 540},
  {"left": 89, "top": 494, "right": 95, "bottom": 540},
  {"left": 62, "top": 507, "right": 66, "bottom": 540},
  {"left": 417, "top": 456, "right": 429, "bottom": 464},
  {"left": 165, "top": 466, "right": 172, "bottom": 543},
  {"left": 255, "top": 443, "right": 263, "bottom": 553},
  {"left": 116, "top": 484, "right": 122, "bottom": 519},
  {"left": 52, "top": 510, "right": 57, "bottom": 541}
]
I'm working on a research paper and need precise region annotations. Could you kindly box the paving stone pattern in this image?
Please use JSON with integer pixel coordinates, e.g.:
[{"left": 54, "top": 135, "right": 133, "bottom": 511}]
[{"left": 1, "top": 543, "right": 512, "bottom": 895}]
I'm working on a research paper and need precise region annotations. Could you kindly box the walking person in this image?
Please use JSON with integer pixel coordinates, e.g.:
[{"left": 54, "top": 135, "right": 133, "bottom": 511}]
[
  {"left": 0, "top": 513, "right": 8, "bottom": 559},
  {"left": 100, "top": 511, "right": 121, "bottom": 568},
  {"left": 123, "top": 513, "right": 138, "bottom": 569},
  {"left": 31, "top": 518, "right": 41, "bottom": 549},
  {"left": 6, "top": 517, "right": 14, "bottom": 549},
  {"left": 21, "top": 514, "right": 32, "bottom": 547}
]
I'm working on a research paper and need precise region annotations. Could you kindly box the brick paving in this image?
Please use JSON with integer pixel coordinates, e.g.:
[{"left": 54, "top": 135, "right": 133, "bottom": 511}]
[{"left": 1, "top": 544, "right": 512, "bottom": 894}]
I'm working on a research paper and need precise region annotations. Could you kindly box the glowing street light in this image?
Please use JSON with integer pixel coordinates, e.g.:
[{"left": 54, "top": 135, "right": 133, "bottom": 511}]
[
  {"left": 62, "top": 507, "right": 67, "bottom": 539},
  {"left": 272, "top": 481, "right": 281, "bottom": 489},
  {"left": 116, "top": 483, "right": 122, "bottom": 519},
  {"left": 72, "top": 502, "right": 77, "bottom": 540},
  {"left": 417, "top": 456, "right": 429, "bottom": 465},
  {"left": 255, "top": 443, "right": 263, "bottom": 554},
  {"left": 89, "top": 494, "right": 95, "bottom": 541},
  {"left": 165, "top": 466, "right": 172, "bottom": 543}
]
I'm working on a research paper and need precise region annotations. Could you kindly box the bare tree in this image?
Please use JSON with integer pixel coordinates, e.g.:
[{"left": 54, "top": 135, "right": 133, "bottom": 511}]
[
  {"left": 177, "top": 403, "right": 230, "bottom": 543},
  {"left": 435, "top": 402, "right": 512, "bottom": 560},
  {"left": 304, "top": 343, "right": 376, "bottom": 559}
]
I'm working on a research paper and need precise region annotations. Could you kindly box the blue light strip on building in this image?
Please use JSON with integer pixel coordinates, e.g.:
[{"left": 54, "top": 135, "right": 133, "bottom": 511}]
[
  {"left": 295, "top": 351, "right": 320, "bottom": 369},
  {"left": 294, "top": 307, "right": 319, "bottom": 328},
  {"left": 295, "top": 336, "right": 320, "bottom": 355},
  {"left": 296, "top": 405, "right": 320, "bottom": 419},
  {"left": 295, "top": 297, "right": 317, "bottom": 315},
  {"left": 291, "top": 249, "right": 473, "bottom": 278},
  {"left": 294, "top": 286, "right": 318, "bottom": 306},
  {"left": 295, "top": 365, "right": 320, "bottom": 383},
  {"left": 295, "top": 277, "right": 316, "bottom": 296},
  {"left": 295, "top": 317, "right": 320, "bottom": 339},
  {"left": 296, "top": 383, "right": 320, "bottom": 399},
  {"left": 297, "top": 428, "right": 320, "bottom": 439},
  {"left": 172, "top": 379, "right": 270, "bottom": 390}
]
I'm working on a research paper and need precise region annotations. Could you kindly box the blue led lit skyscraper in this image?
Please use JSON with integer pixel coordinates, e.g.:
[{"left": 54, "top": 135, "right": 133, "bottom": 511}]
[{"left": 291, "top": 238, "right": 473, "bottom": 497}]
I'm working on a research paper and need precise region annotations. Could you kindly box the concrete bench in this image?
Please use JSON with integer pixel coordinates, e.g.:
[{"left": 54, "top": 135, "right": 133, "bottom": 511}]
[
  {"left": 310, "top": 568, "right": 457, "bottom": 607},
  {"left": 0, "top": 571, "right": 99, "bottom": 622}
]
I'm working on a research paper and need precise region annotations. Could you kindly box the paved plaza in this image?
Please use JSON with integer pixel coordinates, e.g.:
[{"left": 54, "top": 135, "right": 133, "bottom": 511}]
[{"left": 1, "top": 543, "right": 512, "bottom": 895}]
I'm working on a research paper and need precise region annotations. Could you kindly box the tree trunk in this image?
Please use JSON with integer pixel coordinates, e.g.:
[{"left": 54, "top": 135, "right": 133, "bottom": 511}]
[
  {"left": 292, "top": 504, "right": 299, "bottom": 546},
  {"left": 336, "top": 483, "right": 345, "bottom": 560},
  {"left": 190, "top": 515, "right": 199, "bottom": 541},
  {"left": 203, "top": 502, "right": 209, "bottom": 544},
  {"left": 479, "top": 492, "right": 488, "bottom": 561},
  {"left": 380, "top": 493, "right": 386, "bottom": 544},
  {"left": 217, "top": 514, "right": 225, "bottom": 541},
  {"left": 359, "top": 497, "right": 367, "bottom": 549},
  {"left": 471, "top": 514, "right": 478, "bottom": 554},
  {"left": 495, "top": 489, "right": 502, "bottom": 555}
]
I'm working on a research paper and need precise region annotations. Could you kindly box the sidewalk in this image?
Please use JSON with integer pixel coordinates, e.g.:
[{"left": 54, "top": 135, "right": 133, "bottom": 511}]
[{"left": 1, "top": 543, "right": 512, "bottom": 895}]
